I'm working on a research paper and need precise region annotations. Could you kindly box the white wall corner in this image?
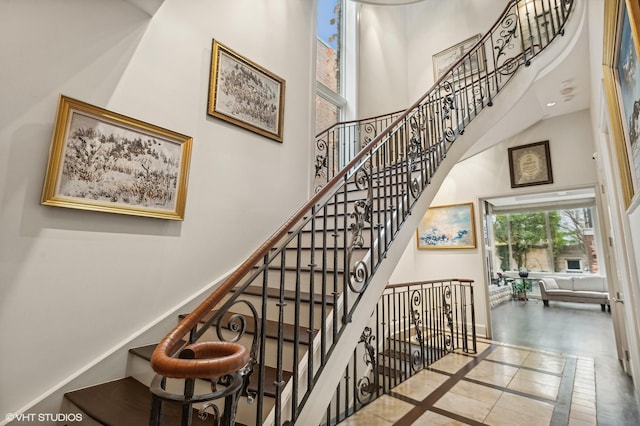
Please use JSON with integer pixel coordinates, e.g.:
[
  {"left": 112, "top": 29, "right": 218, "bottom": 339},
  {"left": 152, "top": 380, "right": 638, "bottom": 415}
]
[{"left": 125, "top": 0, "right": 164, "bottom": 16}]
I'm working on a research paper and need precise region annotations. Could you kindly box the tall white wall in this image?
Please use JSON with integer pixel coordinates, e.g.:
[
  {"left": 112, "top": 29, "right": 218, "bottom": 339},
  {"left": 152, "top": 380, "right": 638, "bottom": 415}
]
[
  {"left": 405, "top": 0, "right": 505, "bottom": 100},
  {"left": 358, "top": 0, "right": 505, "bottom": 115},
  {"left": 389, "top": 110, "right": 599, "bottom": 337},
  {"left": 358, "top": 5, "right": 409, "bottom": 116},
  {"left": 0, "top": 0, "right": 314, "bottom": 416}
]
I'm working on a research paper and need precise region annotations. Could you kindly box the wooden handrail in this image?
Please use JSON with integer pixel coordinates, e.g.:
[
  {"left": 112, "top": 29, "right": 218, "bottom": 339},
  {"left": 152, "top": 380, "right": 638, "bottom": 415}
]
[{"left": 385, "top": 279, "right": 474, "bottom": 290}]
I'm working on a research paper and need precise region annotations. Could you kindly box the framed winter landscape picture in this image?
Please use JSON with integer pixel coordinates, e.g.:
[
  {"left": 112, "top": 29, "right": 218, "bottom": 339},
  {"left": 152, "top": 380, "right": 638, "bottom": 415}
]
[
  {"left": 604, "top": 0, "right": 640, "bottom": 209},
  {"left": 208, "top": 39, "right": 285, "bottom": 142},
  {"left": 41, "top": 95, "right": 192, "bottom": 220},
  {"left": 433, "top": 34, "right": 484, "bottom": 80},
  {"left": 416, "top": 203, "right": 477, "bottom": 250}
]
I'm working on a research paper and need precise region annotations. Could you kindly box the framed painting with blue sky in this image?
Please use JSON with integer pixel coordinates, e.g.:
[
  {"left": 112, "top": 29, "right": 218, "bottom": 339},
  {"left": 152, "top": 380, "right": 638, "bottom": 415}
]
[{"left": 416, "top": 203, "right": 477, "bottom": 250}]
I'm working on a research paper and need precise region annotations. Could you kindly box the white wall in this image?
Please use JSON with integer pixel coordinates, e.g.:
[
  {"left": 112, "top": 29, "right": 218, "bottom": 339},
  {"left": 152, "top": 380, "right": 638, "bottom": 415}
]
[
  {"left": 388, "top": 110, "right": 600, "bottom": 337},
  {"left": 0, "top": 0, "right": 314, "bottom": 417},
  {"left": 358, "top": 5, "right": 409, "bottom": 116},
  {"left": 358, "top": 0, "right": 505, "bottom": 115},
  {"left": 405, "top": 0, "right": 505, "bottom": 100}
]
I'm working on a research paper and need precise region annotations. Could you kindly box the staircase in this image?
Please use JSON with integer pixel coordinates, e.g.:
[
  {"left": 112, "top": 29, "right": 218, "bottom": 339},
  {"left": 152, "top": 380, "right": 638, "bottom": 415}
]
[{"left": 58, "top": 1, "right": 577, "bottom": 424}]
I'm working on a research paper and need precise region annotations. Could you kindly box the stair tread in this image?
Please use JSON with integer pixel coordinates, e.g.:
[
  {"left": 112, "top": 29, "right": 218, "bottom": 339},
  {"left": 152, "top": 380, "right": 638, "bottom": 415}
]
[
  {"left": 184, "top": 310, "right": 318, "bottom": 345},
  {"left": 235, "top": 285, "right": 337, "bottom": 305},
  {"left": 129, "top": 344, "right": 292, "bottom": 398},
  {"left": 64, "top": 377, "right": 218, "bottom": 426}
]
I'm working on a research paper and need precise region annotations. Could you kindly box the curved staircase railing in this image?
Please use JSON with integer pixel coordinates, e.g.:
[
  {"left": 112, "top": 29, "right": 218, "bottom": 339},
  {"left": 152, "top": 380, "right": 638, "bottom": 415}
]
[{"left": 149, "top": 0, "right": 575, "bottom": 424}]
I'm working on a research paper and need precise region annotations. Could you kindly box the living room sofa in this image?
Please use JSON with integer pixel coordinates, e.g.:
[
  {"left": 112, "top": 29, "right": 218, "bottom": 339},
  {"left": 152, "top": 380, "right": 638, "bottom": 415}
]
[{"left": 538, "top": 275, "right": 610, "bottom": 311}]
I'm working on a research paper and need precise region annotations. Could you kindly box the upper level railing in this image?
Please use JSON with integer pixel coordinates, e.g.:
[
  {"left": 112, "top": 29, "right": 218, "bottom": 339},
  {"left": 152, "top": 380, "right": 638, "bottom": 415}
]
[
  {"left": 315, "top": 0, "right": 573, "bottom": 188},
  {"left": 149, "top": 1, "right": 574, "bottom": 425}
]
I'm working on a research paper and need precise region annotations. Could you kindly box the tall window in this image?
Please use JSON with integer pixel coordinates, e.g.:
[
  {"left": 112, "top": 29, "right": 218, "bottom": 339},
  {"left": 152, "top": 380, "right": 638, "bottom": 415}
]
[
  {"left": 492, "top": 206, "right": 599, "bottom": 274},
  {"left": 316, "top": 0, "right": 349, "bottom": 134}
]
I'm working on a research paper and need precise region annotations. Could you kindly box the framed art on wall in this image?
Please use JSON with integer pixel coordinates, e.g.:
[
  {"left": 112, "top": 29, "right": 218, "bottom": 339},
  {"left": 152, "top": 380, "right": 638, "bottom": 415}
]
[
  {"left": 603, "top": 0, "right": 640, "bottom": 208},
  {"left": 416, "top": 203, "right": 477, "bottom": 250},
  {"left": 208, "top": 40, "right": 286, "bottom": 142},
  {"left": 508, "top": 140, "right": 553, "bottom": 188},
  {"left": 41, "top": 95, "right": 192, "bottom": 220},
  {"left": 433, "top": 34, "right": 484, "bottom": 80}
]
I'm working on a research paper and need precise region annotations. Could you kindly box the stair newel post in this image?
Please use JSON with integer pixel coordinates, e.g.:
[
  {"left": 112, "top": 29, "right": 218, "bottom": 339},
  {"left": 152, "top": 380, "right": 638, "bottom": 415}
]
[
  {"left": 374, "top": 302, "right": 382, "bottom": 399},
  {"left": 275, "top": 249, "right": 287, "bottom": 426},
  {"left": 291, "top": 230, "right": 303, "bottom": 421},
  {"left": 381, "top": 292, "right": 389, "bottom": 393},
  {"left": 178, "top": 346, "right": 196, "bottom": 426},
  {"left": 341, "top": 175, "right": 350, "bottom": 325},
  {"left": 149, "top": 376, "right": 166, "bottom": 426},
  {"left": 401, "top": 286, "right": 409, "bottom": 379},
  {"left": 320, "top": 204, "right": 329, "bottom": 364},
  {"left": 469, "top": 281, "right": 477, "bottom": 354},
  {"left": 257, "top": 253, "right": 270, "bottom": 426},
  {"left": 306, "top": 204, "right": 318, "bottom": 410}
]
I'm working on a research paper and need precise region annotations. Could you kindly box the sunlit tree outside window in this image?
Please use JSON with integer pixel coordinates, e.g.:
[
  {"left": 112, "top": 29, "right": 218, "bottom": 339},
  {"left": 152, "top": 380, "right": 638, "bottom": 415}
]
[{"left": 493, "top": 207, "right": 598, "bottom": 274}]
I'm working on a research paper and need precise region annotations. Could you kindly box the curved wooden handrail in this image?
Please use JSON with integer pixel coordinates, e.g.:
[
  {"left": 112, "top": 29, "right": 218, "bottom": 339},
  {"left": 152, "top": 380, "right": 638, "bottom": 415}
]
[
  {"left": 385, "top": 279, "right": 474, "bottom": 290},
  {"left": 152, "top": 0, "right": 574, "bottom": 381}
]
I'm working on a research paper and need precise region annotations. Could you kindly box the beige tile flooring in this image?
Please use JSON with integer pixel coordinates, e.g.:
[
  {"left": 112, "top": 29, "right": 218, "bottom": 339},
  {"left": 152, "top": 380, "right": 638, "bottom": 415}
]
[{"left": 339, "top": 339, "right": 597, "bottom": 425}]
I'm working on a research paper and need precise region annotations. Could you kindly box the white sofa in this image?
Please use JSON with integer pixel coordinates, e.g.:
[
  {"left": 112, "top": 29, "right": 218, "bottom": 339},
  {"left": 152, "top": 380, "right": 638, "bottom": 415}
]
[{"left": 538, "top": 275, "right": 610, "bottom": 311}]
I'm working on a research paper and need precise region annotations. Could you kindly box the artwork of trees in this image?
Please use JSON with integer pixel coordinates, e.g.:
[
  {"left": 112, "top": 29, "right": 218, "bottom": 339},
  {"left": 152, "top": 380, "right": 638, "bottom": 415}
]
[{"left": 58, "top": 113, "right": 181, "bottom": 210}]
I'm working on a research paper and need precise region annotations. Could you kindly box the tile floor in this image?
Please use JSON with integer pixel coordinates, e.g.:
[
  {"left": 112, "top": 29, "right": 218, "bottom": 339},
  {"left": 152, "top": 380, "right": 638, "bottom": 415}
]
[
  {"left": 341, "top": 300, "right": 640, "bottom": 426},
  {"left": 339, "top": 339, "right": 598, "bottom": 425}
]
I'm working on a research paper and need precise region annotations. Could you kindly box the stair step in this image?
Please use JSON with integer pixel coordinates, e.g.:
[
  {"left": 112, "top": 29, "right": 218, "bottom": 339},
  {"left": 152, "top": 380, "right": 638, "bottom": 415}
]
[
  {"left": 235, "top": 285, "right": 337, "bottom": 306},
  {"left": 379, "top": 348, "right": 414, "bottom": 363},
  {"left": 376, "top": 365, "right": 407, "bottom": 380},
  {"left": 183, "top": 310, "right": 317, "bottom": 345},
  {"left": 129, "top": 343, "right": 292, "bottom": 398},
  {"left": 64, "top": 377, "right": 221, "bottom": 426}
]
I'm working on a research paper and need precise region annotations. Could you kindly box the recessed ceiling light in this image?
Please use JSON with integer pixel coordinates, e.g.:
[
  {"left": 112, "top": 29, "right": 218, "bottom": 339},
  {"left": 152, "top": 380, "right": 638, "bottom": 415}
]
[{"left": 547, "top": 102, "right": 557, "bottom": 107}]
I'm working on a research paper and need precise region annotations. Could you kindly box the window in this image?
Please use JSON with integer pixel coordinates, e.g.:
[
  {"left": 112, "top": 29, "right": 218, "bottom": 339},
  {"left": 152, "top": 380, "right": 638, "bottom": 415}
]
[
  {"left": 316, "top": 0, "right": 344, "bottom": 131},
  {"left": 492, "top": 206, "right": 599, "bottom": 274},
  {"left": 566, "top": 259, "right": 582, "bottom": 272},
  {"left": 315, "top": 0, "right": 356, "bottom": 131}
]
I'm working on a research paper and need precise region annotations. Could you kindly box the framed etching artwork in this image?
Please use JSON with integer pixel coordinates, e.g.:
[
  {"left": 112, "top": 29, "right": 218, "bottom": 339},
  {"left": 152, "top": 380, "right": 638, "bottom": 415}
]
[
  {"left": 508, "top": 141, "right": 553, "bottom": 188},
  {"left": 416, "top": 203, "right": 477, "bottom": 250},
  {"left": 432, "top": 34, "right": 484, "bottom": 80},
  {"left": 208, "top": 40, "right": 286, "bottom": 142},
  {"left": 41, "top": 95, "right": 192, "bottom": 220},
  {"left": 603, "top": 0, "right": 640, "bottom": 208}
]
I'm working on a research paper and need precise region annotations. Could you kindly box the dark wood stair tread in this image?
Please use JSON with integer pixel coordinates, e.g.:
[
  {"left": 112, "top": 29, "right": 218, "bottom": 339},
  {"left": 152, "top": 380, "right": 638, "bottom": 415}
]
[
  {"left": 129, "top": 344, "right": 292, "bottom": 398},
  {"left": 64, "top": 377, "right": 217, "bottom": 426},
  {"left": 180, "top": 310, "right": 317, "bottom": 345},
  {"left": 237, "top": 285, "right": 337, "bottom": 306}
]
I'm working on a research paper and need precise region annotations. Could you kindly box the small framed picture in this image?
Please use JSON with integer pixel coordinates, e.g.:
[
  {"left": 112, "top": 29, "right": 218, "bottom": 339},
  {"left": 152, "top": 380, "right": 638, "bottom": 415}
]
[
  {"left": 41, "top": 95, "right": 192, "bottom": 220},
  {"left": 432, "top": 34, "right": 484, "bottom": 80},
  {"left": 208, "top": 40, "right": 286, "bottom": 142},
  {"left": 508, "top": 140, "right": 553, "bottom": 188},
  {"left": 416, "top": 202, "right": 477, "bottom": 250}
]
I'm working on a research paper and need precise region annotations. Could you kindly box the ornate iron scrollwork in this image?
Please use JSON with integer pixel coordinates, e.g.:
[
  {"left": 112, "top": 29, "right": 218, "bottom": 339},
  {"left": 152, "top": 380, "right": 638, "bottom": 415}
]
[
  {"left": 356, "top": 326, "right": 377, "bottom": 405},
  {"left": 347, "top": 167, "right": 373, "bottom": 293},
  {"left": 442, "top": 284, "right": 454, "bottom": 353}
]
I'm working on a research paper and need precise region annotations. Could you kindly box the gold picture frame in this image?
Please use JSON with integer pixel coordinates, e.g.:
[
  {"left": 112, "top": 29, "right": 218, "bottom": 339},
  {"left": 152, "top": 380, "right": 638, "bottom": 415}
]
[
  {"left": 432, "top": 34, "right": 485, "bottom": 80},
  {"left": 508, "top": 140, "right": 553, "bottom": 188},
  {"left": 208, "top": 40, "right": 286, "bottom": 142},
  {"left": 603, "top": 0, "right": 640, "bottom": 208},
  {"left": 41, "top": 95, "right": 192, "bottom": 220},
  {"left": 416, "top": 202, "right": 477, "bottom": 250}
]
